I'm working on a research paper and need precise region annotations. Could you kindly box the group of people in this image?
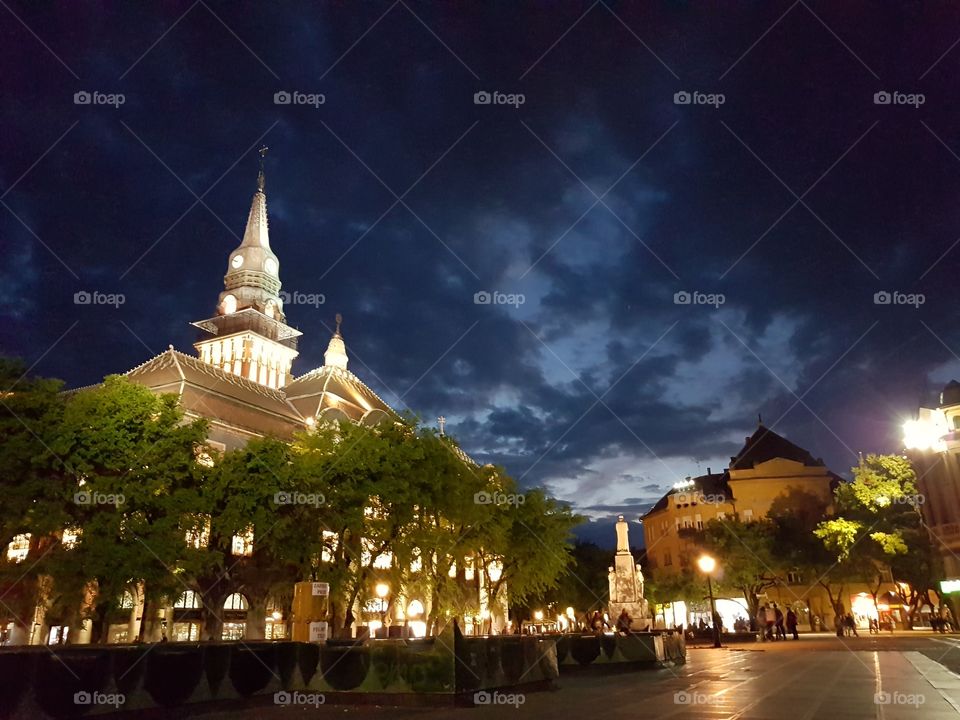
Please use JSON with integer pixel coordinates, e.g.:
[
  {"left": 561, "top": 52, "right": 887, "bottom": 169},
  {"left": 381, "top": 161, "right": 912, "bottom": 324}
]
[
  {"left": 584, "top": 609, "right": 635, "bottom": 635},
  {"left": 758, "top": 602, "right": 799, "bottom": 641}
]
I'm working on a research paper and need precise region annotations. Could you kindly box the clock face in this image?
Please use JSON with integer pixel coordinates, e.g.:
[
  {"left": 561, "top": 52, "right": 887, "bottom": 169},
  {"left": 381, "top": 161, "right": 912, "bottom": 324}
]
[
  {"left": 231, "top": 254, "right": 244, "bottom": 269},
  {"left": 265, "top": 258, "right": 278, "bottom": 274}
]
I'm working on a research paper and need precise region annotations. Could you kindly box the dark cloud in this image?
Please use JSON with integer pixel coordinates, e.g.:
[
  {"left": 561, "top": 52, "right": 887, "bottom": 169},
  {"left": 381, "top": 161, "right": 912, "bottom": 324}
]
[{"left": 4, "top": 2, "right": 960, "bottom": 520}]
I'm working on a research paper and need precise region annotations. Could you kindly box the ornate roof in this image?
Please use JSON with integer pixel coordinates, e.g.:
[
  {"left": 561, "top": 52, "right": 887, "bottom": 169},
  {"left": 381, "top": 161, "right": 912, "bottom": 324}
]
[{"left": 125, "top": 348, "right": 305, "bottom": 438}]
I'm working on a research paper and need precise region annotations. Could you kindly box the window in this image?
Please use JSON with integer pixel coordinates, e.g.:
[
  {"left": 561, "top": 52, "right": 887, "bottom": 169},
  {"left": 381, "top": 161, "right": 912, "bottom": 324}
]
[
  {"left": 717, "top": 511, "right": 726, "bottom": 521},
  {"left": 61, "top": 528, "right": 81, "bottom": 549},
  {"left": 223, "top": 593, "right": 248, "bottom": 611},
  {"left": 742, "top": 508, "right": 754, "bottom": 521},
  {"left": 185, "top": 515, "right": 211, "bottom": 549},
  {"left": 118, "top": 592, "right": 135, "bottom": 609},
  {"left": 954, "top": 415, "right": 960, "bottom": 430},
  {"left": 175, "top": 591, "right": 202, "bottom": 609},
  {"left": 222, "top": 622, "right": 245, "bottom": 640},
  {"left": 786, "top": 571, "right": 803, "bottom": 585},
  {"left": 321, "top": 530, "right": 338, "bottom": 563},
  {"left": 664, "top": 551, "right": 672, "bottom": 566},
  {"left": 682, "top": 516, "right": 692, "bottom": 529},
  {"left": 173, "top": 622, "right": 200, "bottom": 642},
  {"left": 6, "top": 534, "right": 30, "bottom": 564},
  {"left": 231, "top": 526, "right": 254, "bottom": 557},
  {"left": 695, "top": 514, "right": 703, "bottom": 530}
]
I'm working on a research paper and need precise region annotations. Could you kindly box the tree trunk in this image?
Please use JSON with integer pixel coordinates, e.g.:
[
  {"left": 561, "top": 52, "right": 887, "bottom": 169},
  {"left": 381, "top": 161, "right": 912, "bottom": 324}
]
[{"left": 137, "top": 597, "right": 150, "bottom": 642}]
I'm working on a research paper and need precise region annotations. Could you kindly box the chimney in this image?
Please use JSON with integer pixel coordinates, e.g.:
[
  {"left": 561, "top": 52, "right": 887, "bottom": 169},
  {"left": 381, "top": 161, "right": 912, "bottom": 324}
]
[{"left": 707, "top": 467, "right": 711, "bottom": 475}]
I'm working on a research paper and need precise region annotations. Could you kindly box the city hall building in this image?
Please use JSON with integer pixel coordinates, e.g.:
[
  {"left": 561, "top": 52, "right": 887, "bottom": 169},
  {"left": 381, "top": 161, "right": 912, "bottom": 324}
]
[{"left": 2, "top": 156, "right": 503, "bottom": 646}]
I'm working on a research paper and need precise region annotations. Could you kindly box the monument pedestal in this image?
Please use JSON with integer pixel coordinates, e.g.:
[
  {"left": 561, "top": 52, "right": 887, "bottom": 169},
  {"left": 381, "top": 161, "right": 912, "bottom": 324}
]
[{"left": 608, "top": 515, "right": 651, "bottom": 630}]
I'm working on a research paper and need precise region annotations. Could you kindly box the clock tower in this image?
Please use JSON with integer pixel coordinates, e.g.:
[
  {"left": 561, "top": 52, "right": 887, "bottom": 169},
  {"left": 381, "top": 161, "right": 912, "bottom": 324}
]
[{"left": 192, "top": 148, "right": 301, "bottom": 388}]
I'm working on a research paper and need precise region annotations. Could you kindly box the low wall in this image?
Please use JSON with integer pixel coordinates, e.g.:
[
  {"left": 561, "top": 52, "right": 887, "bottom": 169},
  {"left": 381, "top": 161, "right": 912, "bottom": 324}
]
[
  {"left": 454, "top": 634, "right": 559, "bottom": 695},
  {"left": 0, "top": 624, "right": 560, "bottom": 718},
  {"left": 554, "top": 631, "right": 685, "bottom": 671}
]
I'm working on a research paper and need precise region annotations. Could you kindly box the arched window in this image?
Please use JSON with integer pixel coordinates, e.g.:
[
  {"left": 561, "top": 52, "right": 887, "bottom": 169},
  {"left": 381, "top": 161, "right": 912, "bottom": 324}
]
[
  {"left": 221, "top": 294, "right": 237, "bottom": 315},
  {"left": 223, "top": 593, "right": 248, "bottom": 611},
  {"left": 118, "top": 591, "right": 135, "bottom": 609},
  {"left": 175, "top": 590, "right": 202, "bottom": 609}
]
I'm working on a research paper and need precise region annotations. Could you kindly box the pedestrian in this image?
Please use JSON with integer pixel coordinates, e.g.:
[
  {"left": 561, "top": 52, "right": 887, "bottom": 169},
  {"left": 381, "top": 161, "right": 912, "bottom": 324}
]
[
  {"left": 590, "top": 610, "right": 608, "bottom": 635},
  {"left": 616, "top": 609, "right": 632, "bottom": 635},
  {"left": 774, "top": 604, "right": 786, "bottom": 640},
  {"left": 786, "top": 608, "right": 798, "bottom": 640},
  {"left": 834, "top": 611, "right": 844, "bottom": 638},
  {"left": 764, "top": 603, "right": 776, "bottom": 641},
  {"left": 845, "top": 613, "right": 859, "bottom": 637}
]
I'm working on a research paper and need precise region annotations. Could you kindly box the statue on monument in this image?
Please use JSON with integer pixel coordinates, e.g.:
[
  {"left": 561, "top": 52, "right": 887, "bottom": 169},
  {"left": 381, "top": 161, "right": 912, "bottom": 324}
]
[{"left": 607, "top": 515, "right": 651, "bottom": 631}]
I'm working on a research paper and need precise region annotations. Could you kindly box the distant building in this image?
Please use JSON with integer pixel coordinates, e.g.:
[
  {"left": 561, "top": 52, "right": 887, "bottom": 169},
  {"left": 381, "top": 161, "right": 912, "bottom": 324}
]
[{"left": 641, "top": 424, "right": 900, "bottom": 631}]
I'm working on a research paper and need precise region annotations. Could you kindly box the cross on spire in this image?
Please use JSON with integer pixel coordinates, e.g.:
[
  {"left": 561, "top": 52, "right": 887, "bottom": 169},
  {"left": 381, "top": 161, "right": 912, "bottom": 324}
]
[{"left": 438, "top": 416, "right": 446, "bottom": 436}]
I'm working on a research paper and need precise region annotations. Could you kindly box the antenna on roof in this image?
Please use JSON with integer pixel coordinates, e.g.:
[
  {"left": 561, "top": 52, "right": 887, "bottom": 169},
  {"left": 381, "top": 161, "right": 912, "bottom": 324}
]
[{"left": 758, "top": 412, "right": 763, "bottom": 426}]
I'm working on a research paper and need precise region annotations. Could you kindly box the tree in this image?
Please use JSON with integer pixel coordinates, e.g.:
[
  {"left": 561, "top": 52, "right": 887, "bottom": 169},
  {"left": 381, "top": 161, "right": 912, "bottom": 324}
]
[
  {"left": 44, "top": 376, "right": 209, "bottom": 642},
  {"left": 698, "top": 517, "right": 783, "bottom": 625},
  {"left": 814, "top": 454, "right": 931, "bottom": 626}
]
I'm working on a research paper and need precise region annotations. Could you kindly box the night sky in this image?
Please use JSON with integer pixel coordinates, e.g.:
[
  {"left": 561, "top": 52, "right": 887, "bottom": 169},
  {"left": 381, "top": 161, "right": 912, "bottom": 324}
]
[{"left": 3, "top": 2, "right": 960, "bottom": 546}]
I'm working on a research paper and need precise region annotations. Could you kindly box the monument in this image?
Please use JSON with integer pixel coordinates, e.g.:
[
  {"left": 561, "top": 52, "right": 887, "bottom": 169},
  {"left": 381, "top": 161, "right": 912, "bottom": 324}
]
[{"left": 608, "top": 515, "right": 651, "bottom": 630}]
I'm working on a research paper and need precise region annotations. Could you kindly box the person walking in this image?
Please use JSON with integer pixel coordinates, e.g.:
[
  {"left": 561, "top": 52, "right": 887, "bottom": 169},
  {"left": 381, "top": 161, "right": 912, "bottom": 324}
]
[
  {"left": 774, "top": 604, "right": 786, "bottom": 640},
  {"left": 844, "top": 613, "right": 859, "bottom": 637},
  {"left": 786, "top": 608, "right": 799, "bottom": 640},
  {"left": 764, "top": 603, "right": 776, "bottom": 641}
]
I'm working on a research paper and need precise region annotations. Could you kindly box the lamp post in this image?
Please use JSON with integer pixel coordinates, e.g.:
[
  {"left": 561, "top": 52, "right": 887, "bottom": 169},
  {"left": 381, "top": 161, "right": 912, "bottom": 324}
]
[
  {"left": 697, "top": 554, "right": 722, "bottom": 648},
  {"left": 375, "top": 582, "right": 389, "bottom": 637}
]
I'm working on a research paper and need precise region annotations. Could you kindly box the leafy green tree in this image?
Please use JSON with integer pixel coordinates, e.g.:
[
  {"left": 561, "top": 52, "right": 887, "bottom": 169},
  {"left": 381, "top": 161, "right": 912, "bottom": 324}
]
[
  {"left": 698, "top": 517, "right": 783, "bottom": 624},
  {"left": 814, "top": 454, "right": 931, "bottom": 625},
  {"left": 45, "top": 376, "right": 209, "bottom": 642}
]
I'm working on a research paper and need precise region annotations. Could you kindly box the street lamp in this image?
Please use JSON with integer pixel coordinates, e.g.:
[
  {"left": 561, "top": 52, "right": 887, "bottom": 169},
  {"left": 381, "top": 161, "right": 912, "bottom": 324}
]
[
  {"left": 697, "top": 554, "right": 722, "bottom": 648},
  {"left": 375, "top": 582, "right": 389, "bottom": 635}
]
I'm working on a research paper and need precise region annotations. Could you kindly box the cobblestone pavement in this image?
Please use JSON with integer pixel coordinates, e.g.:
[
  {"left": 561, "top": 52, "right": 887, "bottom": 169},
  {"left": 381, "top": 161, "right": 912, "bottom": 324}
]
[{"left": 187, "top": 633, "right": 960, "bottom": 719}]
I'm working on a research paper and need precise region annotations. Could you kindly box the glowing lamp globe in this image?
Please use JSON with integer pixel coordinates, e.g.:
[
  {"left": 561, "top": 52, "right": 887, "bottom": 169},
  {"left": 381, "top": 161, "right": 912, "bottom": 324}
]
[{"left": 697, "top": 555, "right": 716, "bottom": 574}]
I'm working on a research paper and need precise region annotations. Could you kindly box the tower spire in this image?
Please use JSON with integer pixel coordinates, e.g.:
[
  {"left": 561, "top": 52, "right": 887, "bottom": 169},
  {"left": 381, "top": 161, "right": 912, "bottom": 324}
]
[
  {"left": 324, "top": 314, "right": 349, "bottom": 370},
  {"left": 257, "top": 145, "right": 268, "bottom": 193}
]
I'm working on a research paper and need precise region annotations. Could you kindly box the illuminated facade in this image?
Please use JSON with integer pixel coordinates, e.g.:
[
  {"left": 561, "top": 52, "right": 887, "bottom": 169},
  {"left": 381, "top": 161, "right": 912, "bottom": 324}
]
[
  {"left": 642, "top": 424, "right": 902, "bottom": 631},
  {"left": 2, "top": 153, "right": 504, "bottom": 647},
  {"left": 904, "top": 381, "right": 960, "bottom": 585}
]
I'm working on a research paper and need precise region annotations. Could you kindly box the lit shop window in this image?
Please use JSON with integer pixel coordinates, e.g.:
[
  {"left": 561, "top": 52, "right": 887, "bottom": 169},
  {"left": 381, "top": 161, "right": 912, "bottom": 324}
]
[{"left": 185, "top": 516, "right": 211, "bottom": 548}]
